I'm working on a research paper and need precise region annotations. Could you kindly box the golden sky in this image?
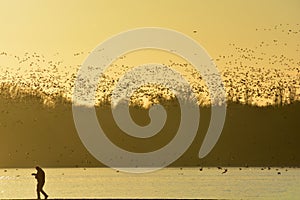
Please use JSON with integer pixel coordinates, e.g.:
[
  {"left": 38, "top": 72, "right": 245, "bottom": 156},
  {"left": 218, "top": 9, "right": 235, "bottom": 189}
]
[
  {"left": 0, "top": 0, "right": 300, "bottom": 106},
  {"left": 1, "top": 0, "right": 299, "bottom": 64}
]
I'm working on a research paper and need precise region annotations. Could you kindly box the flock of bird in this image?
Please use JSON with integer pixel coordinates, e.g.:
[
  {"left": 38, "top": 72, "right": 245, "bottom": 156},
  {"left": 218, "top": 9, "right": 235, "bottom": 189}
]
[
  {"left": 0, "top": 24, "right": 299, "bottom": 108},
  {"left": 255, "top": 23, "right": 300, "bottom": 36}
]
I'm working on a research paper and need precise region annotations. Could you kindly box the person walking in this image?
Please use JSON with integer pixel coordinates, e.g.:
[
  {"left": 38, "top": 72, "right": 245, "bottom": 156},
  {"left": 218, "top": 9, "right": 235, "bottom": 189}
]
[{"left": 32, "top": 166, "right": 48, "bottom": 199}]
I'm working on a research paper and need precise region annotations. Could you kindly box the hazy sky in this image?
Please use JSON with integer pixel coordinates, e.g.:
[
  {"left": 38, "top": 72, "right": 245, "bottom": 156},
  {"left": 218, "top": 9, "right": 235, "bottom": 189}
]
[
  {"left": 0, "top": 0, "right": 300, "bottom": 106},
  {"left": 1, "top": 0, "right": 299, "bottom": 65}
]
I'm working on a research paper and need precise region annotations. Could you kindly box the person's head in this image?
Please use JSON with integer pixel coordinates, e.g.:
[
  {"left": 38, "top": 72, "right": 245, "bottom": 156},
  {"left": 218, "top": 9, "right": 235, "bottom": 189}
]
[{"left": 35, "top": 166, "right": 41, "bottom": 171}]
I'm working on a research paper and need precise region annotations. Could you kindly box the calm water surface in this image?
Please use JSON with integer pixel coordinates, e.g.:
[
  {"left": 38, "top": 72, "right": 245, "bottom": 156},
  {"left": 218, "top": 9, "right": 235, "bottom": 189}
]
[{"left": 0, "top": 167, "right": 299, "bottom": 199}]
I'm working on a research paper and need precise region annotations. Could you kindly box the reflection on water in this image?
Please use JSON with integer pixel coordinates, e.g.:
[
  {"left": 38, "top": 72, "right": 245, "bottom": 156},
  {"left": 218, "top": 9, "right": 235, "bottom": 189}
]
[{"left": 0, "top": 167, "right": 299, "bottom": 199}]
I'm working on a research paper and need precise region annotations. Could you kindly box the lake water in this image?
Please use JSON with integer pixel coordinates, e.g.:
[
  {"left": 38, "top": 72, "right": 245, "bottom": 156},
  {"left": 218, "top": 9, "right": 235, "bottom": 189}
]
[{"left": 0, "top": 167, "right": 299, "bottom": 199}]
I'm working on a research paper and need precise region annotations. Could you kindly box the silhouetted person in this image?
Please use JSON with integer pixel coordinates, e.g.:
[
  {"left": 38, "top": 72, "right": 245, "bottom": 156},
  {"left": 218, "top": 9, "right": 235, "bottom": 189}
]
[{"left": 32, "top": 166, "right": 48, "bottom": 199}]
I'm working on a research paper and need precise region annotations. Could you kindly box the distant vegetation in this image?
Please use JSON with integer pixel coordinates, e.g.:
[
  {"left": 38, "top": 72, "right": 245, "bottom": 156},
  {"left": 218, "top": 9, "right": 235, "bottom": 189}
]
[{"left": 0, "top": 87, "right": 299, "bottom": 168}]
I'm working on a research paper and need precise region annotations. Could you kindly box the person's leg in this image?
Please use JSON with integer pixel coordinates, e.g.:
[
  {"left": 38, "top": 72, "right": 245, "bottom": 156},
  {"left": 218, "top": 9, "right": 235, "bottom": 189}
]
[
  {"left": 39, "top": 182, "right": 48, "bottom": 199},
  {"left": 36, "top": 186, "right": 41, "bottom": 199},
  {"left": 37, "top": 191, "right": 41, "bottom": 199},
  {"left": 41, "top": 189, "right": 48, "bottom": 199},
  {"left": 37, "top": 182, "right": 45, "bottom": 199}
]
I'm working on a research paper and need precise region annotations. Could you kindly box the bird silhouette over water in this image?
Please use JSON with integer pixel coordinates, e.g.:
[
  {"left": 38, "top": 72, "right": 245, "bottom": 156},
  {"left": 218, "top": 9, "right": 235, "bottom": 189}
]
[{"left": 221, "top": 168, "right": 228, "bottom": 174}]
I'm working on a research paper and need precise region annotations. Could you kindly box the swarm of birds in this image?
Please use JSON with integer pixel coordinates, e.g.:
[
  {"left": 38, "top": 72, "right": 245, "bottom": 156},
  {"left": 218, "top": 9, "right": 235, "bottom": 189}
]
[{"left": 0, "top": 24, "right": 299, "bottom": 108}]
